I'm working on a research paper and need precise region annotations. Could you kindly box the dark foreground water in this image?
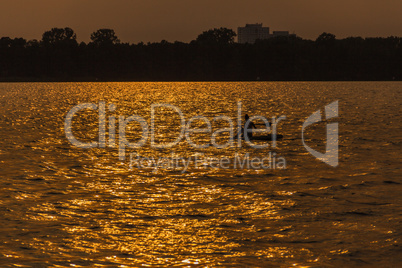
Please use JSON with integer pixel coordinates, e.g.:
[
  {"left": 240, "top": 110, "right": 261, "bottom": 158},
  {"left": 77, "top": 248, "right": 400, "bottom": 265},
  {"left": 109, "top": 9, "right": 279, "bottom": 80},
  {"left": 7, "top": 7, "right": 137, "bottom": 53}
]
[{"left": 0, "top": 82, "right": 401, "bottom": 267}]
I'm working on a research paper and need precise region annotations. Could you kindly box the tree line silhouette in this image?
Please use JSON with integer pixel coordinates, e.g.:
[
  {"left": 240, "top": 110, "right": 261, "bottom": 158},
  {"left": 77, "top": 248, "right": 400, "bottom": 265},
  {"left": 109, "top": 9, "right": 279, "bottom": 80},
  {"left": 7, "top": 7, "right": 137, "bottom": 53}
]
[{"left": 0, "top": 27, "right": 400, "bottom": 81}]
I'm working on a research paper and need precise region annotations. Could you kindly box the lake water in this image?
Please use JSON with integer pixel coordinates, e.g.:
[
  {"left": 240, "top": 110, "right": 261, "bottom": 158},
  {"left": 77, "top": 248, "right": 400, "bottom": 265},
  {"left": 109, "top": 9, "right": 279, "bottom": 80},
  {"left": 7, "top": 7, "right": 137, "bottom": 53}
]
[{"left": 0, "top": 82, "right": 401, "bottom": 267}]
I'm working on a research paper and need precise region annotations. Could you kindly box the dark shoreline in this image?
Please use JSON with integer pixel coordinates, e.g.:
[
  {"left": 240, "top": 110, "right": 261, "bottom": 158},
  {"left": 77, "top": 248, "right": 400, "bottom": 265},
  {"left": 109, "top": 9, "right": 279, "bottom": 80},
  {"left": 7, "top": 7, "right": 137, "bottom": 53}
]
[{"left": 1, "top": 30, "right": 401, "bottom": 82}]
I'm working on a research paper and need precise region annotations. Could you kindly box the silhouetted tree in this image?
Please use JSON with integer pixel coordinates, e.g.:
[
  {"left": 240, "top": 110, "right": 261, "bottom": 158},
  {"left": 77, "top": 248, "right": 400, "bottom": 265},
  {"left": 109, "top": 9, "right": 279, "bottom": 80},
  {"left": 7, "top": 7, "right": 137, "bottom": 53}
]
[
  {"left": 195, "top": 28, "right": 236, "bottom": 45},
  {"left": 316, "top": 32, "right": 336, "bottom": 43},
  {"left": 12, "top": 38, "right": 27, "bottom": 48},
  {"left": 41, "top": 27, "right": 77, "bottom": 47},
  {"left": 90, "top": 29, "right": 120, "bottom": 46},
  {"left": 0, "top": 37, "right": 13, "bottom": 49},
  {"left": 26, "top": 39, "right": 39, "bottom": 48}
]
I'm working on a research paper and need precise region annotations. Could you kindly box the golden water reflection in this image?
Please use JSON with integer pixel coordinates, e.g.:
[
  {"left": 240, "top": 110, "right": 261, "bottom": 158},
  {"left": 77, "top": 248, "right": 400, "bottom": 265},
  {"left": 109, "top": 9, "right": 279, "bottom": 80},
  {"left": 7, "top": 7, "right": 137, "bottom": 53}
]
[{"left": 0, "top": 82, "right": 401, "bottom": 266}]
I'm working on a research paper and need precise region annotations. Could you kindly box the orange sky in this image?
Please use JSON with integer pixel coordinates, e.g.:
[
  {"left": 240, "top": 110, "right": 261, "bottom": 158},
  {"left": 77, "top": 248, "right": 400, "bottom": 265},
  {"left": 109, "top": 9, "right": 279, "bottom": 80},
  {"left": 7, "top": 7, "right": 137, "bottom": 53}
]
[{"left": 0, "top": 0, "right": 401, "bottom": 43}]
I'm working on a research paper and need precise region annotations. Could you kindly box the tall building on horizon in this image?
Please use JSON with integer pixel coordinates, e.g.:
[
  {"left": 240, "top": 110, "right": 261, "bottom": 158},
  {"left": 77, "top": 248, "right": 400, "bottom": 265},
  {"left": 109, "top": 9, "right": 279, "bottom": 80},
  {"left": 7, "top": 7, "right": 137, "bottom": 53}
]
[
  {"left": 237, "top": 23, "right": 295, "bottom": 44},
  {"left": 237, "top": 23, "right": 270, "bottom": 44}
]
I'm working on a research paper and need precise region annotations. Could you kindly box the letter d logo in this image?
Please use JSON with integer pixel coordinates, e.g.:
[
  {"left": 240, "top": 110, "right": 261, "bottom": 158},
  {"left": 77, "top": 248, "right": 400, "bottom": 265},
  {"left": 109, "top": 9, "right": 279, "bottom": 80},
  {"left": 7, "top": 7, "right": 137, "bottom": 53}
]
[{"left": 302, "top": 101, "right": 339, "bottom": 167}]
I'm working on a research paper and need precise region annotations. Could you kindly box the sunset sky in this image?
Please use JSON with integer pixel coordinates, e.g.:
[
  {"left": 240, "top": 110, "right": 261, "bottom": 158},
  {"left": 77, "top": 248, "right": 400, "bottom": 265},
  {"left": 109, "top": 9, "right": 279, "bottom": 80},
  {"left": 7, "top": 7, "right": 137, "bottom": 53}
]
[{"left": 0, "top": 0, "right": 401, "bottom": 43}]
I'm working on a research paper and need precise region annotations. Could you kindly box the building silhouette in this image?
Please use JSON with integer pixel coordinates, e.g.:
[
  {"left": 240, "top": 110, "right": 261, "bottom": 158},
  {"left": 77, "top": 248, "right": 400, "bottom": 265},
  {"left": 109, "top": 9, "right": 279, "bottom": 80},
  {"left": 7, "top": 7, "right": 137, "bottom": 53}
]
[
  {"left": 237, "top": 23, "right": 270, "bottom": 44},
  {"left": 237, "top": 23, "right": 295, "bottom": 43}
]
